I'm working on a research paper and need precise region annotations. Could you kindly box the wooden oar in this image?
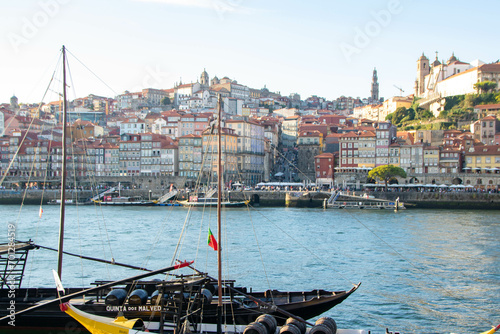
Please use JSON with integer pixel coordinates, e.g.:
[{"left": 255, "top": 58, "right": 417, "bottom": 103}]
[
  {"left": 0, "top": 260, "right": 193, "bottom": 322},
  {"left": 35, "top": 243, "right": 153, "bottom": 272}
]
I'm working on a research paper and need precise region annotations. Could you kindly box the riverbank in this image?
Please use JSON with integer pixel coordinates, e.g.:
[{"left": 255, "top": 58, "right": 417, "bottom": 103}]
[{"left": 2, "top": 189, "right": 500, "bottom": 209}]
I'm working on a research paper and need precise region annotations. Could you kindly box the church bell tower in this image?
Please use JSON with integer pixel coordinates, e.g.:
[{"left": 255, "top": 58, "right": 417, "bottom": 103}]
[{"left": 371, "top": 68, "right": 379, "bottom": 102}]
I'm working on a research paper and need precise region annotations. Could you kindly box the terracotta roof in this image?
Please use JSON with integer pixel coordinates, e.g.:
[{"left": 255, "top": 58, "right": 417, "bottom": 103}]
[
  {"left": 315, "top": 153, "right": 334, "bottom": 158},
  {"left": 339, "top": 132, "right": 359, "bottom": 138},
  {"left": 326, "top": 133, "right": 342, "bottom": 138},
  {"left": 298, "top": 130, "right": 322, "bottom": 137},
  {"left": 448, "top": 60, "right": 470, "bottom": 66},
  {"left": 179, "top": 134, "right": 202, "bottom": 139},
  {"left": 359, "top": 131, "right": 376, "bottom": 138},
  {"left": 478, "top": 63, "right": 500, "bottom": 73},
  {"left": 177, "top": 83, "right": 194, "bottom": 88},
  {"left": 475, "top": 104, "right": 500, "bottom": 110},
  {"left": 465, "top": 145, "right": 500, "bottom": 155}
]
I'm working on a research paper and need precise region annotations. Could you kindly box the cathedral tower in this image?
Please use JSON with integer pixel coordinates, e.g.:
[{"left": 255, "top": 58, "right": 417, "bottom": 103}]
[
  {"left": 371, "top": 68, "right": 379, "bottom": 102},
  {"left": 200, "top": 68, "right": 209, "bottom": 87},
  {"left": 10, "top": 95, "right": 19, "bottom": 114}
]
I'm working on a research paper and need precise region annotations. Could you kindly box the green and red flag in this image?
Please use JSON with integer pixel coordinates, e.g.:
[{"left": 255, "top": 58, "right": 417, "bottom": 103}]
[{"left": 207, "top": 228, "right": 218, "bottom": 251}]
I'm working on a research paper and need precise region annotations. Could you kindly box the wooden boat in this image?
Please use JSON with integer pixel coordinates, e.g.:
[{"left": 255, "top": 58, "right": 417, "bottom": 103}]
[
  {"left": 92, "top": 195, "right": 157, "bottom": 206},
  {"left": 47, "top": 198, "right": 91, "bottom": 205},
  {"left": 92, "top": 183, "right": 157, "bottom": 206},
  {"left": 0, "top": 48, "right": 359, "bottom": 333},
  {"left": 177, "top": 197, "right": 249, "bottom": 208},
  {"left": 0, "top": 240, "right": 359, "bottom": 331}
]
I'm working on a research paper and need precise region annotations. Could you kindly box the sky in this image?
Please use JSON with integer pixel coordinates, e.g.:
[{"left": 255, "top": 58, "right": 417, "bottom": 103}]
[{"left": 1, "top": 0, "right": 499, "bottom": 105}]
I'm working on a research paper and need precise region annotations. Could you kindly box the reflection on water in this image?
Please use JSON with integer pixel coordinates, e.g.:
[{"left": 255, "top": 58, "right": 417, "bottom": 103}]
[{"left": 1, "top": 205, "right": 499, "bottom": 334}]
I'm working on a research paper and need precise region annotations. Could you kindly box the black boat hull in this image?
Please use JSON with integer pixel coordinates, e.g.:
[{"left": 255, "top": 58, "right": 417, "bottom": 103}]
[{"left": 0, "top": 284, "right": 359, "bottom": 332}]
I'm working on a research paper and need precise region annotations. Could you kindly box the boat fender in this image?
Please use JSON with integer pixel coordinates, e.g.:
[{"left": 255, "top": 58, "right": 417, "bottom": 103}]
[
  {"left": 244, "top": 321, "right": 269, "bottom": 334},
  {"left": 285, "top": 317, "right": 306, "bottom": 334},
  {"left": 279, "top": 323, "right": 302, "bottom": 334},
  {"left": 256, "top": 314, "right": 277, "bottom": 334},
  {"left": 105, "top": 289, "right": 127, "bottom": 306},
  {"left": 315, "top": 317, "right": 337, "bottom": 334},
  {"left": 128, "top": 289, "right": 149, "bottom": 305}
]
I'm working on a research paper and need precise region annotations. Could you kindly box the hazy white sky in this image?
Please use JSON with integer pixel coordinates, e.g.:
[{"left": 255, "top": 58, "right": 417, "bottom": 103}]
[{"left": 1, "top": 0, "right": 498, "bottom": 104}]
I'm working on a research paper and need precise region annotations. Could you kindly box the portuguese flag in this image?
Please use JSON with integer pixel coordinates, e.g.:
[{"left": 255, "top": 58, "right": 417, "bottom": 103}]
[{"left": 208, "top": 228, "right": 218, "bottom": 251}]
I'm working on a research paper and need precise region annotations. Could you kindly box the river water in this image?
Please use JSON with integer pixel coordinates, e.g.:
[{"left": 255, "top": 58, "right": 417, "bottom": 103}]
[{"left": 2, "top": 204, "right": 499, "bottom": 334}]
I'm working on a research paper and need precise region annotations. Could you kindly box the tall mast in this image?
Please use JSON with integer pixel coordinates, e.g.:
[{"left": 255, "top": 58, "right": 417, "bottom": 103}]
[
  {"left": 57, "top": 45, "right": 68, "bottom": 278},
  {"left": 217, "top": 94, "right": 223, "bottom": 334}
]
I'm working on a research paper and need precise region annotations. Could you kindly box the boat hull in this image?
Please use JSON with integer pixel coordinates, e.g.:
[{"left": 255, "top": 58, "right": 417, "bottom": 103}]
[
  {"left": 178, "top": 200, "right": 249, "bottom": 208},
  {"left": 0, "top": 284, "right": 359, "bottom": 331}
]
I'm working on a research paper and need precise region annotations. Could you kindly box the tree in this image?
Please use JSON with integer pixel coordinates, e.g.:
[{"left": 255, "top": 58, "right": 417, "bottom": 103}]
[
  {"left": 368, "top": 165, "right": 407, "bottom": 192},
  {"left": 161, "top": 97, "right": 171, "bottom": 105},
  {"left": 473, "top": 81, "right": 498, "bottom": 94}
]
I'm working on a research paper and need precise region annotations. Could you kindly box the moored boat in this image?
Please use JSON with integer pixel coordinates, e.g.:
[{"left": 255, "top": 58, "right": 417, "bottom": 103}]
[
  {"left": 92, "top": 195, "right": 157, "bottom": 206},
  {"left": 178, "top": 197, "right": 249, "bottom": 208}
]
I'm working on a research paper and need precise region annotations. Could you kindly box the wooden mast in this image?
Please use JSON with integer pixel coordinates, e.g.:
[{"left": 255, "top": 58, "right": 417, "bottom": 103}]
[
  {"left": 57, "top": 45, "right": 68, "bottom": 278},
  {"left": 217, "top": 94, "right": 223, "bottom": 334}
]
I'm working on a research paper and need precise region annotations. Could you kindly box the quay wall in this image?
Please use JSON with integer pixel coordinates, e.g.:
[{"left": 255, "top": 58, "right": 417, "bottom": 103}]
[
  {"left": 1, "top": 189, "right": 499, "bottom": 209},
  {"left": 365, "top": 191, "right": 500, "bottom": 210}
]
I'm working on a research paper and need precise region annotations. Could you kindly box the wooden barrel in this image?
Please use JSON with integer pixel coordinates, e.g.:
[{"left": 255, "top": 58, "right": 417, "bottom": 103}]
[
  {"left": 279, "top": 323, "right": 302, "bottom": 334},
  {"left": 256, "top": 314, "right": 277, "bottom": 334},
  {"left": 309, "top": 324, "right": 333, "bottom": 334},
  {"left": 151, "top": 290, "right": 167, "bottom": 305},
  {"left": 285, "top": 317, "right": 306, "bottom": 334},
  {"left": 244, "top": 322, "right": 269, "bottom": 334},
  {"left": 104, "top": 288, "right": 127, "bottom": 305},
  {"left": 200, "top": 288, "right": 213, "bottom": 305},
  {"left": 315, "top": 317, "right": 337, "bottom": 334},
  {"left": 128, "top": 289, "right": 148, "bottom": 305}
]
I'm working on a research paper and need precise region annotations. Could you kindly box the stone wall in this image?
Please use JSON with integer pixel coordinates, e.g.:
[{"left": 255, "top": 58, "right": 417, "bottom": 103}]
[{"left": 334, "top": 172, "right": 500, "bottom": 189}]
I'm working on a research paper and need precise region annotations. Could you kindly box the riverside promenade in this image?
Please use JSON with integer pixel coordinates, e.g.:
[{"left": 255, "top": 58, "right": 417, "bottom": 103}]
[{"left": 1, "top": 188, "right": 500, "bottom": 209}]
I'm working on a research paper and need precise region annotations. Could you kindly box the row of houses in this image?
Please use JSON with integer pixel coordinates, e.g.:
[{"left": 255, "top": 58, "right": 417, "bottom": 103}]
[
  {"left": 2, "top": 99, "right": 500, "bottom": 188},
  {"left": 0, "top": 117, "right": 269, "bottom": 186},
  {"left": 310, "top": 125, "right": 500, "bottom": 189}
]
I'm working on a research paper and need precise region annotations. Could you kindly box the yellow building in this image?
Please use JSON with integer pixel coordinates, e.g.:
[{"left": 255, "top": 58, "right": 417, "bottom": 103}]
[
  {"left": 464, "top": 145, "right": 500, "bottom": 172},
  {"left": 357, "top": 131, "right": 376, "bottom": 168},
  {"left": 381, "top": 96, "right": 413, "bottom": 120},
  {"left": 201, "top": 127, "right": 239, "bottom": 180},
  {"left": 423, "top": 146, "right": 440, "bottom": 173}
]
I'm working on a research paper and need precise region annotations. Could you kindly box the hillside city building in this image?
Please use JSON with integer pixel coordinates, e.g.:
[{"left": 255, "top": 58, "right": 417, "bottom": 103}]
[{"left": 1, "top": 61, "right": 500, "bottom": 190}]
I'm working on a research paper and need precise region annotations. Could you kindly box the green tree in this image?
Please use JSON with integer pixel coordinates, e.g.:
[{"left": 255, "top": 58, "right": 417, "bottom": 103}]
[
  {"left": 473, "top": 81, "right": 498, "bottom": 94},
  {"left": 420, "top": 110, "right": 434, "bottom": 119},
  {"left": 368, "top": 165, "right": 407, "bottom": 192},
  {"left": 161, "top": 97, "right": 171, "bottom": 105}
]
